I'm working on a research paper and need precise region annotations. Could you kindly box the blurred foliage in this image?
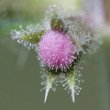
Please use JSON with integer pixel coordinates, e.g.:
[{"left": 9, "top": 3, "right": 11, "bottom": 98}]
[
  {"left": 0, "top": 0, "right": 83, "bottom": 37},
  {"left": 0, "top": 0, "right": 48, "bottom": 37}
]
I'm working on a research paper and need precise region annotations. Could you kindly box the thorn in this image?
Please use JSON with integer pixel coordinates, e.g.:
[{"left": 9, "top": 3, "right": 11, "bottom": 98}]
[
  {"left": 70, "top": 85, "right": 75, "bottom": 103},
  {"left": 65, "top": 73, "right": 76, "bottom": 103},
  {"left": 44, "top": 74, "right": 56, "bottom": 103},
  {"left": 44, "top": 83, "right": 51, "bottom": 103}
]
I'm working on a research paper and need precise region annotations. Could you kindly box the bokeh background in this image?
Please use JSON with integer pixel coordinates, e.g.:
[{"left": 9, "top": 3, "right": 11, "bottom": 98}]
[{"left": 0, "top": 0, "right": 110, "bottom": 110}]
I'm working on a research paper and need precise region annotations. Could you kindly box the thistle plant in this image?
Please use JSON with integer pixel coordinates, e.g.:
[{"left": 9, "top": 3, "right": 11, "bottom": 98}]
[{"left": 11, "top": 5, "right": 99, "bottom": 103}]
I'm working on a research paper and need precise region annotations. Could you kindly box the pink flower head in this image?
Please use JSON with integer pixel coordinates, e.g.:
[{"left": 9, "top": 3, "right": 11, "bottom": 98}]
[
  {"left": 38, "top": 30, "right": 77, "bottom": 72},
  {"left": 11, "top": 5, "right": 97, "bottom": 103}
]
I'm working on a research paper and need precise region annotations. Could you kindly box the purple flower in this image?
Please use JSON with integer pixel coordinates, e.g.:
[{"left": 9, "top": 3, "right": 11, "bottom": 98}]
[
  {"left": 11, "top": 5, "right": 99, "bottom": 103},
  {"left": 38, "top": 30, "right": 77, "bottom": 72}
]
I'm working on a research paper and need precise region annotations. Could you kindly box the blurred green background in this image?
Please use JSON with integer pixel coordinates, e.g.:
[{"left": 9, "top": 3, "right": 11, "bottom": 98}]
[{"left": 0, "top": 0, "right": 110, "bottom": 110}]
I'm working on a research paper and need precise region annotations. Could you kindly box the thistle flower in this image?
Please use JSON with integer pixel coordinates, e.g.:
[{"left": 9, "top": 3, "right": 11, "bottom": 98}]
[
  {"left": 38, "top": 30, "right": 77, "bottom": 72},
  {"left": 11, "top": 5, "right": 99, "bottom": 103}
]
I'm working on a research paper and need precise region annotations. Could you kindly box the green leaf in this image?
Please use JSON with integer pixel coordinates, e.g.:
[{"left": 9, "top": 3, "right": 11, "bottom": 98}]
[
  {"left": 21, "top": 30, "right": 45, "bottom": 43},
  {"left": 50, "top": 14, "right": 65, "bottom": 32}
]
